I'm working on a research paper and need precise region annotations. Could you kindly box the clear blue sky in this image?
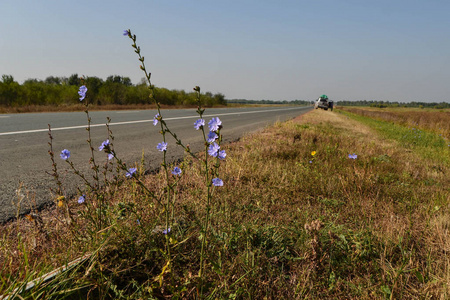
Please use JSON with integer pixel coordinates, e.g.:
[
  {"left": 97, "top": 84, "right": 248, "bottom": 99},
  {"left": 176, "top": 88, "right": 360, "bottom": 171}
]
[{"left": 1, "top": 0, "right": 450, "bottom": 102}]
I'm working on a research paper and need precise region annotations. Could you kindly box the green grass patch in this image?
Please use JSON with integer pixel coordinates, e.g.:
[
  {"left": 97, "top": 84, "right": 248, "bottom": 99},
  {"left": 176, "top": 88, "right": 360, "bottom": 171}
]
[{"left": 338, "top": 109, "right": 450, "bottom": 165}]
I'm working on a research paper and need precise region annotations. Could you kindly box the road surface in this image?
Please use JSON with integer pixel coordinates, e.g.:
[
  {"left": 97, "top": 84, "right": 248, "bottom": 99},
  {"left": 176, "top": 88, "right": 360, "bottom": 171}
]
[{"left": 0, "top": 106, "right": 312, "bottom": 222}]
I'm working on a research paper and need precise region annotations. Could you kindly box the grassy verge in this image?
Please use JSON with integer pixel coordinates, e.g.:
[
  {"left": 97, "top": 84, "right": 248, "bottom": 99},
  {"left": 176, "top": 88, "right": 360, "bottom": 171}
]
[
  {"left": 338, "top": 108, "right": 450, "bottom": 164},
  {"left": 338, "top": 107, "right": 450, "bottom": 138},
  {"left": 1, "top": 109, "right": 449, "bottom": 299}
]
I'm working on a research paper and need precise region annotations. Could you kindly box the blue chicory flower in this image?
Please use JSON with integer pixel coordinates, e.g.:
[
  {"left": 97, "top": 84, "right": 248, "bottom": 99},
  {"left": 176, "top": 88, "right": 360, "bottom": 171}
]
[
  {"left": 157, "top": 142, "right": 168, "bottom": 152},
  {"left": 78, "top": 85, "right": 87, "bottom": 101},
  {"left": 108, "top": 152, "right": 114, "bottom": 160},
  {"left": 153, "top": 113, "right": 160, "bottom": 126},
  {"left": 163, "top": 228, "right": 171, "bottom": 235},
  {"left": 172, "top": 166, "right": 182, "bottom": 176},
  {"left": 98, "top": 139, "right": 110, "bottom": 151},
  {"left": 208, "top": 117, "right": 222, "bottom": 132},
  {"left": 208, "top": 142, "right": 220, "bottom": 157},
  {"left": 126, "top": 167, "right": 137, "bottom": 178},
  {"left": 218, "top": 150, "right": 227, "bottom": 160},
  {"left": 207, "top": 131, "right": 218, "bottom": 143},
  {"left": 348, "top": 153, "right": 357, "bottom": 159},
  {"left": 212, "top": 178, "right": 223, "bottom": 187},
  {"left": 60, "top": 149, "right": 70, "bottom": 160},
  {"left": 78, "top": 194, "right": 86, "bottom": 204},
  {"left": 194, "top": 119, "right": 205, "bottom": 130},
  {"left": 123, "top": 29, "right": 129, "bottom": 36}
]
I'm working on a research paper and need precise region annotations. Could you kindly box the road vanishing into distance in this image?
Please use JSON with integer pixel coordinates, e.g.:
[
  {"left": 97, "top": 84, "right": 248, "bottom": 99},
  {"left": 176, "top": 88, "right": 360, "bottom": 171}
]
[{"left": 0, "top": 106, "right": 313, "bottom": 222}]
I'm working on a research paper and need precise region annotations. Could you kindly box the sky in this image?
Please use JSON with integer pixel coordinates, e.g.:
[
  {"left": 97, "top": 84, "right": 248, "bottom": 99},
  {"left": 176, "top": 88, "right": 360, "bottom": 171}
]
[{"left": 1, "top": 0, "right": 450, "bottom": 102}]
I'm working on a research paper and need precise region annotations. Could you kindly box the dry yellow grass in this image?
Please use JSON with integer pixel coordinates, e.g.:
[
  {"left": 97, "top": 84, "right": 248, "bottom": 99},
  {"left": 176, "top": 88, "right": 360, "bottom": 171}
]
[{"left": 340, "top": 106, "right": 450, "bottom": 138}]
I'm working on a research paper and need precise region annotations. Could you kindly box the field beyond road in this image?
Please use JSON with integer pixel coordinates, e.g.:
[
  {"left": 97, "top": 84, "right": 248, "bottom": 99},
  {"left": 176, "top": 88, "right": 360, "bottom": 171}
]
[{"left": 1, "top": 107, "right": 449, "bottom": 299}]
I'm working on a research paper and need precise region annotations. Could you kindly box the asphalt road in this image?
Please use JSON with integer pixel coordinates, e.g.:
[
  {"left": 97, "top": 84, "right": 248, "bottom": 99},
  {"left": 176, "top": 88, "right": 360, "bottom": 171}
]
[{"left": 0, "top": 106, "right": 312, "bottom": 222}]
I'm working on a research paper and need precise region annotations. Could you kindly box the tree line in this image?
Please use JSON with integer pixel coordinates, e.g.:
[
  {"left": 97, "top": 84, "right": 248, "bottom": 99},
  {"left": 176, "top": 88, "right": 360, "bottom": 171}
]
[
  {"left": 337, "top": 99, "right": 450, "bottom": 109},
  {"left": 0, "top": 74, "right": 226, "bottom": 107}
]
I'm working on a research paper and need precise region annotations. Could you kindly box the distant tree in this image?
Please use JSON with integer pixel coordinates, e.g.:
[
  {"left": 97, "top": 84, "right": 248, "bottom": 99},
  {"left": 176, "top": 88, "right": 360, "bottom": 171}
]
[
  {"left": 23, "top": 78, "right": 42, "bottom": 84},
  {"left": 155, "top": 87, "right": 177, "bottom": 105},
  {"left": 105, "top": 75, "right": 133, "bottom": 86},
  {"left": 122, "top": 77, "right": 132, "bottom": 87},
  {"left": 22, "top": 79, "right": 46, "bottom": 105},
  {"left": 85, "top": 76, "right": 104, "bottom": 104},
  {"left": 98, "top": 81, "right": 127, "bottom": 104},
  {"left": 45, "top": 76, "right": 61, "bottom": 85},
  {"left": 2, "top": 75, "right": 15, "bottom": 84},
  {"left": 0, "top": 75, "right": 21, "bottom": 106},
  {"left": 204, "top": 92, "right": 214, "bottom": 106},
  {"left": 68, "top": 74, "right": 80, "bottom": 86}
]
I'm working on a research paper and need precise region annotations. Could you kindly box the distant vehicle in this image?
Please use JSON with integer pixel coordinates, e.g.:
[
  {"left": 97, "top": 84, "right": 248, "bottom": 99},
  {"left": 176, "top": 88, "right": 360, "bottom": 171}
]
[{"left": 314, "top": 94, "right": 333, "bottom": 111}]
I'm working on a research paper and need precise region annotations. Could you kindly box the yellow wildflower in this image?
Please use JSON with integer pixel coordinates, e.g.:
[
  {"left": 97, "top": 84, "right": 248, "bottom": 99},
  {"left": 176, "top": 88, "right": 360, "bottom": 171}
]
[{"left": 57, "top": 195, "right": 65, "bottom": 207}]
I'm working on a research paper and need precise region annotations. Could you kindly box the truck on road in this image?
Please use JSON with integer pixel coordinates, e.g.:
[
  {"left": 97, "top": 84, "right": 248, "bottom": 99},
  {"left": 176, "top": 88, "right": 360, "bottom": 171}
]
[{"left": 314, "top": 94, "right": 333, "bottom": 111}]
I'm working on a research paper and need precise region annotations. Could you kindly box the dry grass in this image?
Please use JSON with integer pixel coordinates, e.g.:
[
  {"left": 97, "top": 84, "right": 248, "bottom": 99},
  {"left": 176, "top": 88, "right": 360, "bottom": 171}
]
[
  {"left": 340, "top": 106, "right": 450, "bottom": 139},
  {"left": 1, "top": 108, "right": 449, "bottom": 299}
]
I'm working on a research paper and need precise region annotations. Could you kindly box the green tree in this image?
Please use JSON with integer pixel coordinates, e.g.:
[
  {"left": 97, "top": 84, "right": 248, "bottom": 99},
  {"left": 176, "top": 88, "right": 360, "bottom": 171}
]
[
  {"left": 22, "top": 79, "right": 46, "bottom": 105},
  {"left": 68, "top": 74, "right": 80, "bottom": 86},
  {"left": 98, "top": 81, "right": 127, "bottom": 104},
  {"left": 0, "top": 75, "right": 21, "bottom": 106},
  {"left": 45, "top": 76, "right": 62, "bottom": 85},
  {"left": 123, "top": 77, "right": 132, "bottom": 87},
  {"left": 214, "top": 93, "right": 226, "bottom": 105},
  {"left": 85, "top": 76, "right": 104, "bottom": 104},
  {"left": 2, "top": 75, "right": 15, "bottom": 84}
]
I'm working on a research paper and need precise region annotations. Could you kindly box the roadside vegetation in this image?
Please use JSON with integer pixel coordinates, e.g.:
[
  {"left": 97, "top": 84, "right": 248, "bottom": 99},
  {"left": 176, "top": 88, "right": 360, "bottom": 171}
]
[
  {"left": 0, "top": 74, "right": 226, "bottom": 112},
  {"left": 339, "top": 106, "right": 450, "bottom": 137},
  {"left": 337, "top": 100, "right": 450, "bottom": 109},
  {"left": 1, "top": 30, "right": 449, "bottom": 299},
  {"left": 1, "top": 105, "right": 449, "bottom": 299}
]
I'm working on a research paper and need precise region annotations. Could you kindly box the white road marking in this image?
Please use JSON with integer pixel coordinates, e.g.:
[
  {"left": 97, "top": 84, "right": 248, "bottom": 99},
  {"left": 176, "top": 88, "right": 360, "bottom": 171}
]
[{"left": 0, "top": 107, "right": 309, "bottom": 136}]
